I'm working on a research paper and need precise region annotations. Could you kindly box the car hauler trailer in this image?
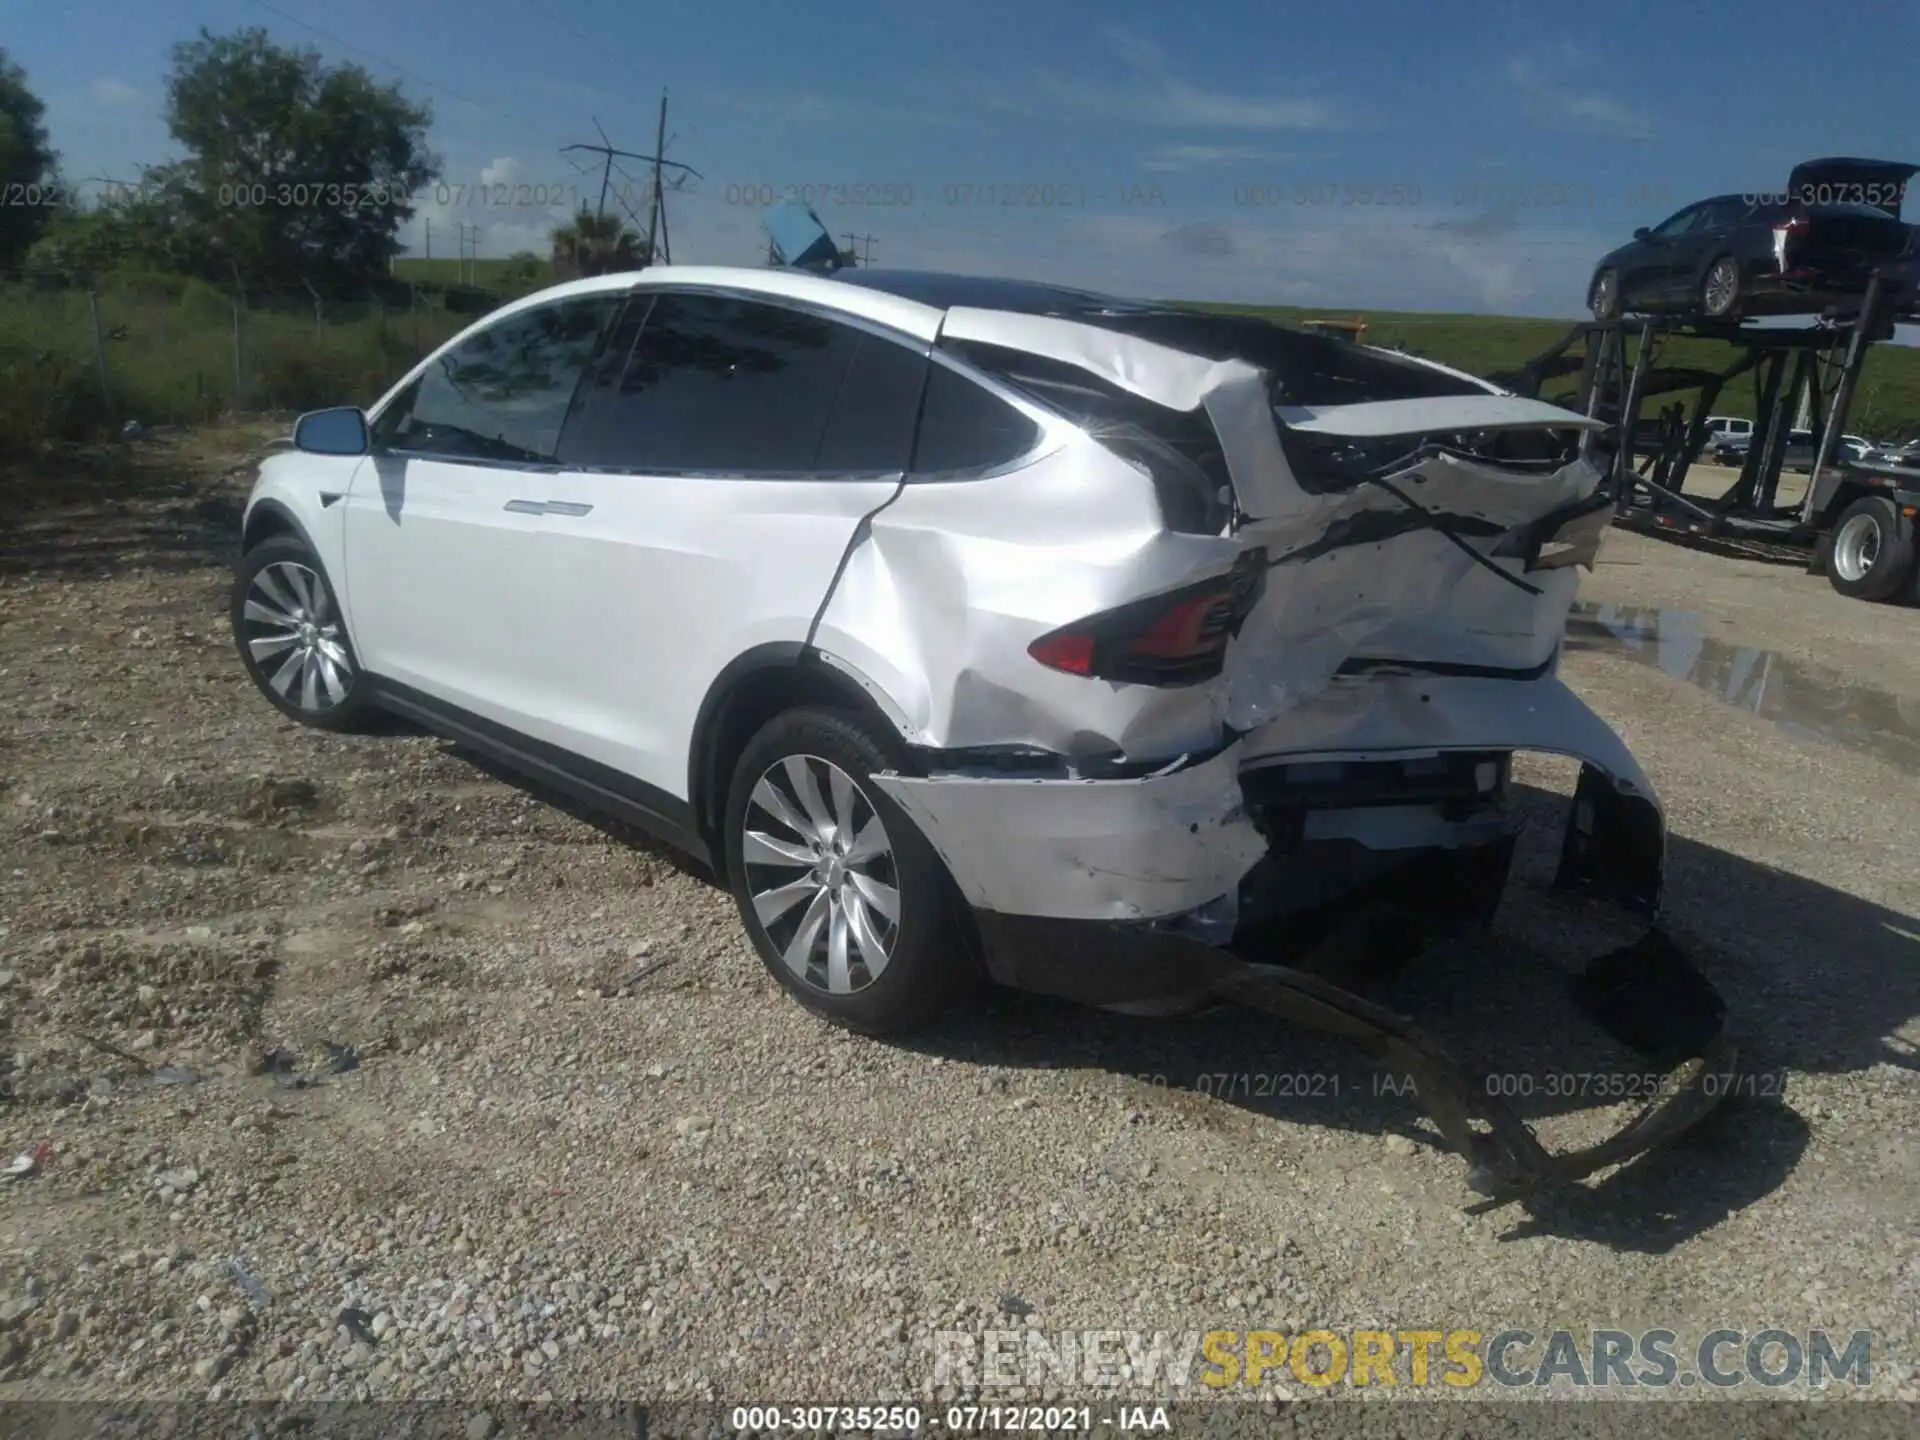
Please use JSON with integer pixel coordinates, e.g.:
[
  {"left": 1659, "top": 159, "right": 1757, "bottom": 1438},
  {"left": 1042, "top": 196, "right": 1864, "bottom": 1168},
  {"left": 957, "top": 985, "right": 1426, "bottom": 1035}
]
[{"left": 1492, "top": 264, "right": 1920, "bottom": 602}]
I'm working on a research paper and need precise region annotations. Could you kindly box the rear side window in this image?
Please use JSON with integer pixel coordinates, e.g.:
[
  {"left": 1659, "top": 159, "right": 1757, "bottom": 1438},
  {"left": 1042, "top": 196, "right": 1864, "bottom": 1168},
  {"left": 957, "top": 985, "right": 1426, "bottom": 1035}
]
[
  {"left": 815, "top": 333, "right": 929, "bottom": 474},
  {"left": 557, "top": 291, "right": 922, "bottom": 475},
  {"left": 952, "top": 339, "right": 1229, "bottom": 533},
  {"left": 910, "top": 362, "right": 1042, "bottom": 475},
  {"left": 1697, "top": 199, "right": 1750, "bottom": 229}
]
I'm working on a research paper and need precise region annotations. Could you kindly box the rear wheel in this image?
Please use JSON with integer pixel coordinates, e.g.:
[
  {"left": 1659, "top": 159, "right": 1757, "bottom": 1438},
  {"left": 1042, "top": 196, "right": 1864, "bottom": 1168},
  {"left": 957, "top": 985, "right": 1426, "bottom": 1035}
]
[
  {"left": 231, "top": 535, "right": 378, "bottom": 730},
  {"left": 723, "top": 706, "right": 980, "bottom": 1034},
  {"left": 1827, "top": 495, "right": 1916, "bottom": 601},
  {"left": 1701, "top": 256, "right": 1743, "bottom": 320}
]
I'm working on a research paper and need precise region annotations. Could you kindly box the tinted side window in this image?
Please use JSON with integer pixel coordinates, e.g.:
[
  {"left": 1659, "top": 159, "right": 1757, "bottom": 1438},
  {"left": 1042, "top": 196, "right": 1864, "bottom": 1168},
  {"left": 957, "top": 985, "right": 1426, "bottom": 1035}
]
[
  {"left": 911, "top": 362, "right": 1042, "bottom": 475},
  {"left": 561, "top": 292, "right": 874, "bottom": 474},
  {"left": 383, "top": 295, "right": 620, "bottom": 464},
  {"left": 1696, "top": 199, "right": 1747, "bottom": 230},
  {"left": 814, "top": 333, "right": 929, "bottom": 474},
  {"left": 1648, "top": 206, "right": 1698, "bottom": 239}
]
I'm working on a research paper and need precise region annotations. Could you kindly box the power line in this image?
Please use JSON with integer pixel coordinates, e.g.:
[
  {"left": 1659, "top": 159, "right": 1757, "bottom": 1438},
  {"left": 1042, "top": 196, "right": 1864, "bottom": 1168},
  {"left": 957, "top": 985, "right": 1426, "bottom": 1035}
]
[
  {"left": 514, "top": 0, "right": 605, "bottom": 61},
  {"left": 247, "top": 0, "right": 563, "bottom": 139}
]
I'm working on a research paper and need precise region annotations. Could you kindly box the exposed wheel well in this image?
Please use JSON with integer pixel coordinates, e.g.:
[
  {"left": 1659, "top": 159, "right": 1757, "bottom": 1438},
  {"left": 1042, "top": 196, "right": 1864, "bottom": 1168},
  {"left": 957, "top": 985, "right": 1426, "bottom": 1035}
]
[
  {"left": 690, "top": 652, "right": 911, "bottom": 855},
  {"left": 241, "top": 502, "right": 301, "bottom": 553}
]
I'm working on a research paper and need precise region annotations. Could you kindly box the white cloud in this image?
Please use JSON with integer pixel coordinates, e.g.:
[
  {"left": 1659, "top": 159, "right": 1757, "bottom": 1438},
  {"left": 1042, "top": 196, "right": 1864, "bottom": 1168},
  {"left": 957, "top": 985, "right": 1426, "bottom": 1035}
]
[
  {"left": 1105, "top": 31, "right": 1342, "bottom": 130},
  {"left": 91, "top": 79, "right": 138, "bottom": 107},
  {"left": 1138, "top": 144, "right": 1275, "bottom": 173},
  {"left": 479, "top": 156, "right": 522, "bottom": 188},
  {"left": 978, "top": 32, "right": 1347, "bottom": 133},
  {"left": 1506, "top": 57, "right": 1654, "bottom": 140}
]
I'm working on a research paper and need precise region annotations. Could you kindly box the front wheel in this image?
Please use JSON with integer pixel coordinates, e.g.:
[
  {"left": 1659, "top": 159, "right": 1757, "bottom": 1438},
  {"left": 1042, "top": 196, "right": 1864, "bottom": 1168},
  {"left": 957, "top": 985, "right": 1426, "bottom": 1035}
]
[
  {"left": 1827, "top": 495, "right": 1916, "bottom": 601},
  {"left": 231, "top": 535, "right": 379, "bottom": 730},
  {"left": 723, "top": 706, "right": 980, "bottom": 1034}
]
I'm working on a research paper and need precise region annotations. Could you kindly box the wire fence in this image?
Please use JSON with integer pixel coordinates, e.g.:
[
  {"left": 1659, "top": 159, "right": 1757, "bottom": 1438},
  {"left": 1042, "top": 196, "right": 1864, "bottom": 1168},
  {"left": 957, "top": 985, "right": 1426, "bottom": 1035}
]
[{"left": 0, "top": 272, "right": 517, "bottom": 455}]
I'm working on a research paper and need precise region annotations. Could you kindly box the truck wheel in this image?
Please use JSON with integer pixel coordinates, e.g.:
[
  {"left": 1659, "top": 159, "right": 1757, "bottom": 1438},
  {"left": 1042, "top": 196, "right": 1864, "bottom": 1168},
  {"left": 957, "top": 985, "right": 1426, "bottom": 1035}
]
[{"left": 1827, "top": 495, "right": 1916, "bottom": 601}]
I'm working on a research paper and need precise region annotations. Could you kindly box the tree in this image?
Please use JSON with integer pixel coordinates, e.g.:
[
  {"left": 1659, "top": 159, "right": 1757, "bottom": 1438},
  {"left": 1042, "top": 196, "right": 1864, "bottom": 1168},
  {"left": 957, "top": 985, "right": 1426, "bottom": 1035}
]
[
  {"left": 0, "top": 49, "right": 60, "bottom": 268},
  {"left": 153, "top": 27, "right": 440, "bottom": 288},
  {"left": 550, "top": 207, "right": 648, "bottom": 279}
]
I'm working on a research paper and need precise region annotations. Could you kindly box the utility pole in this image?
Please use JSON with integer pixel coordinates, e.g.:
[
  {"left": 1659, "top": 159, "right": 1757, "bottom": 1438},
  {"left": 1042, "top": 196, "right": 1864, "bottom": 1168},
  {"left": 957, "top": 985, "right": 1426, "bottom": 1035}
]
[
  {"left": 423, "top": 217, "right": 431, "bottom": 261},
  {"left": 646, "top": 91, "right": 668, "bottom": 265},
  {"left": 561, "top": 107, "right": 701, "bottom": 268}
]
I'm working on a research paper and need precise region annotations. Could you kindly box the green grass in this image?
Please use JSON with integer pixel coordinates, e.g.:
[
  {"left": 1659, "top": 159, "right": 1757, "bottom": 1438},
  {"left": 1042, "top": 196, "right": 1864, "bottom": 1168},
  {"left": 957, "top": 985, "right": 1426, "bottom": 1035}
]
[
  {"left": 390, "top": 256, "right": 556, "bottom": 289},
  {"left": 0, "top": 276, "right": 468, "bottom": 456}
]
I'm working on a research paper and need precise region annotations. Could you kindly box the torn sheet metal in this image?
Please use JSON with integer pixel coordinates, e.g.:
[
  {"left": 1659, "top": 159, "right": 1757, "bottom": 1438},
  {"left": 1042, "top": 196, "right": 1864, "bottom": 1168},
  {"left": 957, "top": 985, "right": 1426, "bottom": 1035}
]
[
  {"left": 1276, "top": 394, "right": 1608, "bottom": 438},
  {"left": 1236, "top": 673, "right": 1658, "bottom": 810},
  {"left": 940, "top": 306, "right": 1305, "bottom": 522},
  {"left": 818, "top": 306, "right": 1613, "bottom": 759},
  {"left": 1224, "top": 451, "right": 1604, "bottom": 727},
  {"left": 877, "top": 672, "right": 1656, "bottom": 926},
  {"left": 873, "top": 743, "right": 1267, "bottom": 921},
  {"left": 1210, "top": 945, "right": 1736, "bottom": 1207}
]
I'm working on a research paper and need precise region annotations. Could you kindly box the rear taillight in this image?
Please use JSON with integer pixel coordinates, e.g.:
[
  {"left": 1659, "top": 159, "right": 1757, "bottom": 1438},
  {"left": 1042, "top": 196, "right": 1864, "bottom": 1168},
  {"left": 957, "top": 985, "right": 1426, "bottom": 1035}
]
[
  {"left": 1771, "top": 214, "right": 1808, "bottom": 271},
  {"left": 1026, "top": 551, "right": 1267, "bottom": 686}
]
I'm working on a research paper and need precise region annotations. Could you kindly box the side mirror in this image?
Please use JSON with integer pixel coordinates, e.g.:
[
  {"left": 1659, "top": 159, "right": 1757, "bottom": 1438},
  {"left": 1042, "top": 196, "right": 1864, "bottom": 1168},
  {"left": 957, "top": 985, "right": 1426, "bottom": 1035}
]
[
  {"left": 1633, "top": 227, "right": 1652, "bottom": 241},
  {"left": 293, "top": 406, "right": 369, "bottom": 456}
]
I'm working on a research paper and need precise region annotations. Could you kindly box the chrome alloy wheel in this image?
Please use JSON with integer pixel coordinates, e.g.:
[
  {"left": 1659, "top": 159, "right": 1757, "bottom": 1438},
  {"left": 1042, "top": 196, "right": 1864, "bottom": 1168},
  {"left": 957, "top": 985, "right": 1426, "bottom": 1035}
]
[
  {"left": 1703, "top": 258, "right": 1740, "bottom": 317},
  {"left": 1832, "top": 511, "right": 1883, "bottom": 584},
  {"left": 1591, "top": 270, "right": 1618, "bottom": 319},
  {"left": 240, "top": 561, "right": 355, "bottom": 712},
  {"left": 741, "top": 754, "right": 901, "bottom": 995}
]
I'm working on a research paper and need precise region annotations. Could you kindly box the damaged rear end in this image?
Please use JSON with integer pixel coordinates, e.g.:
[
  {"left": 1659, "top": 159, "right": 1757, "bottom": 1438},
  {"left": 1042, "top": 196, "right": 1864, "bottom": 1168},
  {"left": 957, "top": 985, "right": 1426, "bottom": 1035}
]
[{"left": 816, "top": 298, "right": 1732, "bottom": 1206}]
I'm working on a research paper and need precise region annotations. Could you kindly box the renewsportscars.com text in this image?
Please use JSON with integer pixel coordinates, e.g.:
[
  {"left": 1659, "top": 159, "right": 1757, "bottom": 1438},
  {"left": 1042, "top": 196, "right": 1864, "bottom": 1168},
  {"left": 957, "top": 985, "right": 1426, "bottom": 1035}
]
[{"left": 932, "top": 1327, "right": 1876, "bottom": 1390}]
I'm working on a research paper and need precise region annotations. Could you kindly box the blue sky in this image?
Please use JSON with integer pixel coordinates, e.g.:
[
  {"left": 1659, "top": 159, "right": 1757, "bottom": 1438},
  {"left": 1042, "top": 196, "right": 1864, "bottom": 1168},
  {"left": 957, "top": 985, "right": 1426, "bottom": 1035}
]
[{"left": 9, "top": 0, "right": 1920, "bottom": 315}]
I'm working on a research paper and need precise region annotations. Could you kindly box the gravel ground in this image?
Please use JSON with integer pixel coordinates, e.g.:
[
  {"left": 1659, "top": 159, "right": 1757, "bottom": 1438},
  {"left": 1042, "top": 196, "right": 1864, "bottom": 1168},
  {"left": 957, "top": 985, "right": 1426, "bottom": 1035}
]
[{"left": 0, "top": 426, "right": 1916, "bottom": 1415}]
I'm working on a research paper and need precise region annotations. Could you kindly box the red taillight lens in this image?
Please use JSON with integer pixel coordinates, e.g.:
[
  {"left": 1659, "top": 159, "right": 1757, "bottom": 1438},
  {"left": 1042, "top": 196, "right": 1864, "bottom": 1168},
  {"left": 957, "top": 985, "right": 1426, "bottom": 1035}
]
[
  {"left": 1027, "top": 630, "right": 1096, "bottom": 676},
  {"left": 1126, "top": 591, "right": 1236, "bottom": 660},
  {"left": 1026, "top": 553, "right": 1266, "bottom": 686}
]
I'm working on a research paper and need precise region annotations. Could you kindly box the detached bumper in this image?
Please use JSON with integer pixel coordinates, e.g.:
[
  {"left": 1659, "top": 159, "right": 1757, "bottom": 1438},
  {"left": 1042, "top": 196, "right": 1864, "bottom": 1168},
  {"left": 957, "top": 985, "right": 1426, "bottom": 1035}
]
[
  {"left": 874, "top": 676, "right": 1725, "bottom": 1207},
  {"left": 874, "top": 675, "right": 1666, "bottom": 932}
]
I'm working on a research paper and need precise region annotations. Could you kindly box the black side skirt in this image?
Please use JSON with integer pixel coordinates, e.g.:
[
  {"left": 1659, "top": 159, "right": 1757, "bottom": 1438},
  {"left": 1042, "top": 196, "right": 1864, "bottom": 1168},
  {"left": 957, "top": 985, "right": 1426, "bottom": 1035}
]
[{"left": 365, "top": 676, "right": 712, "bottom": 868}]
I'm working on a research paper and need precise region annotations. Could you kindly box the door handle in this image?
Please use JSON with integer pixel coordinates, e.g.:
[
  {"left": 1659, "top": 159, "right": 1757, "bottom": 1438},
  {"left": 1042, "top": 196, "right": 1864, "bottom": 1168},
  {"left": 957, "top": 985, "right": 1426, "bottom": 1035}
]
[
  {"left": 503, "top": 499, "right": 546, "bottom": 515},
  {"left": 543, "top": 501, "right": 594, "bottom": 517}
]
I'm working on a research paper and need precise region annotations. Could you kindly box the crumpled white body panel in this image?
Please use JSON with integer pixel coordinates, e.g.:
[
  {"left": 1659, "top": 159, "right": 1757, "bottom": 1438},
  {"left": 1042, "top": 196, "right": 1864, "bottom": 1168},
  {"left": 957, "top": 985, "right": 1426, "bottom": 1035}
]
[
  {"left": 827, "top": 304, "right": 1642, "bottom": 921},
  {"left": 877, "top": 675, "right": 1656, "bottom": 920}
]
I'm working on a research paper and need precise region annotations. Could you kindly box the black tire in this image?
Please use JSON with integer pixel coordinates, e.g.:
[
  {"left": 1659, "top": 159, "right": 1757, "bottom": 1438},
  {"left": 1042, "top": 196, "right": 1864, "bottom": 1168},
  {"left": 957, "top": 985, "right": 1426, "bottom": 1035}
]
[
  {"left": 723, "top": 706, "right": 980, "bottom": 1034},
  {"left": 1826, "top": 495, "right": 1916, "bottom": 601},
  {"left": 1700, "top": 255, "right": 1743, "bottom": 320},
  {"left": 1589, "top": 268, "right": 1621, "bottom": 320},
  {"left": 231, "top": 535, "right": 379, "bottom": 730}
]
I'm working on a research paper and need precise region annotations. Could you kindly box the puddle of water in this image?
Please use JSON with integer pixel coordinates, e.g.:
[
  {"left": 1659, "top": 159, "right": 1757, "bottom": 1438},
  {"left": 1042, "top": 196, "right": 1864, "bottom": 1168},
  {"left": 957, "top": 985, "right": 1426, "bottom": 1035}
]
[{"left": 1566, "top": 601, "right": 1920, "bottom": 773}]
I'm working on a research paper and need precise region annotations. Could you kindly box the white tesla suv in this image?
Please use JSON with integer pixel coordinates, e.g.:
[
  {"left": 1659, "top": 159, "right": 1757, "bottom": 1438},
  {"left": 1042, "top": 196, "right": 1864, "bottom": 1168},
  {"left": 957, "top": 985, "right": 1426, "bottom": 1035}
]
[{"left": 233, "top": 266, "right": 1662, "bottom": 1036}]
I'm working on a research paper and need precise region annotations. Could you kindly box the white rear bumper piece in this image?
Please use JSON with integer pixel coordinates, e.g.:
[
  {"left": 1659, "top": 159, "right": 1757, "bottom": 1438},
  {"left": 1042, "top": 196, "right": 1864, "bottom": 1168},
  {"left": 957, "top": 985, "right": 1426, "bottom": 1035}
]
[{"left": 874, "top": 674, "right": 1657, "bottom": 923}]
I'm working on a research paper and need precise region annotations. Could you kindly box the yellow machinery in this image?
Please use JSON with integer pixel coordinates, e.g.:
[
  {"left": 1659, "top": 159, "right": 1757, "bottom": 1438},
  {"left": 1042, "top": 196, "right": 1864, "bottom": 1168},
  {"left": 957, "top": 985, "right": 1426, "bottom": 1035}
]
[{"left": 1301, "top": 316, "right": 1368, "bottom": 344}]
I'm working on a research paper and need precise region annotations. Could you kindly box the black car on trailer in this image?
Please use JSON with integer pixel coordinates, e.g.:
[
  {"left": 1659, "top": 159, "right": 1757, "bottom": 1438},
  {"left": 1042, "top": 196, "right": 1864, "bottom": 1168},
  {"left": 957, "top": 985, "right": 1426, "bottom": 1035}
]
[{"left": 1588, "top": 158, "right": 1919, "bottom": 323}]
